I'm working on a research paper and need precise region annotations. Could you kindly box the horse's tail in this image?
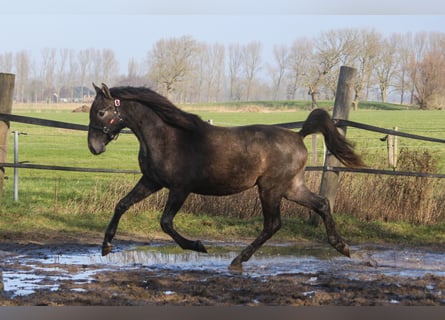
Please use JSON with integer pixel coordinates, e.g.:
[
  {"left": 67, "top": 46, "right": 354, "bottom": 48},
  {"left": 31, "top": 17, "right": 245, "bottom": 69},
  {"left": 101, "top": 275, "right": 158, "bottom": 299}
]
[{"left": 299, "top": 108, "right": 365, "bottom": 168}]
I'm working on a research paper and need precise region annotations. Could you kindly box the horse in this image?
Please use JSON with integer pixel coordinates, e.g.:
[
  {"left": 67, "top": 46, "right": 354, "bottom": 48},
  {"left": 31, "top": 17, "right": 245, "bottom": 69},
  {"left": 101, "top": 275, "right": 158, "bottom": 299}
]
[{"left": 88, "top": 83, "right": 364, "bottom": 268}]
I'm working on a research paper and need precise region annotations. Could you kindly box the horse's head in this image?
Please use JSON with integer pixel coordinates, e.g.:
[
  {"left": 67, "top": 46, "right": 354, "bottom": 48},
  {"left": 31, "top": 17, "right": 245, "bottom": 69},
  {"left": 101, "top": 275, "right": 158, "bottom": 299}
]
[{"left": 88, "top": 83, "right": 125, "bottom": 155}]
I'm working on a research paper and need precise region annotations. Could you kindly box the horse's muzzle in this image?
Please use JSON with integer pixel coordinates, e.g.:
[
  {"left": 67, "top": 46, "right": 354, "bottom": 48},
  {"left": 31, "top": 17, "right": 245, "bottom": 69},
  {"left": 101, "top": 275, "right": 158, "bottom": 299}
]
[
  {"left": 88, "top": 130, "right": 107, "bottom": 155},
  {"left": 88, "top": 140, "right": 106, "bottom": 155}
]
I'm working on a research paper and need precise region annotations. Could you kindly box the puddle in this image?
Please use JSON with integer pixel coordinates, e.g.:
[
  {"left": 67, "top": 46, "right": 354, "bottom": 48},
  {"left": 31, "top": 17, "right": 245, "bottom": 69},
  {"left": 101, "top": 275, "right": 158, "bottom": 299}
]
[{"left": 2, "top": 241, "right": 445, "bottom": 297}]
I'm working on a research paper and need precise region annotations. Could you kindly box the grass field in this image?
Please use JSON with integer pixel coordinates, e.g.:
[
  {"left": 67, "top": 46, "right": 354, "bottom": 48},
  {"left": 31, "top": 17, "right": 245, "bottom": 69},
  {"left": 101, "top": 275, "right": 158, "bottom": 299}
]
[
  {"left": 0, "top": 101, "right": 444, "bottom": 246},
  {"left": 7, "top": 101, "right": 445, "bottom": 170}
]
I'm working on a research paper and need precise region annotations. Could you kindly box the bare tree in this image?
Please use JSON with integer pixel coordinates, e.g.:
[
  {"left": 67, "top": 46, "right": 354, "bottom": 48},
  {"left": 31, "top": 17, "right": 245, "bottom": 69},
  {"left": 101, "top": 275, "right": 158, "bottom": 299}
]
[
  {"left": 78, "top": 49, "right": 92, "bottom": 101},
  {"left": 0, "top": 52, "right": 13, "bottom": 73},
  {"left": 128, "top": 58, "right": 138, "bottom": 79},
  {"left": 390, "top": 33, "right": 413, "bottom": 105},
  {"left": 242, "top": 41, "right": 262, "bottom": 101},
  {"left": 199, "top": 42, "right": 225, "bottom": 102},
  {"left": 55, "top": 49, "right": 69, "bottom": 101},
  {"left": 228, "top": 43, "right": 243, "bottom": 100},
  {"left": 101, "top": 49, "right": 119, "bottom": 84},
  {"left": 4, "top": 29, "right": 445, "bottom": 105},
  {"left": 374, "top": 35, "right": 399, "bottom": 102},
  {"left": 116, "top": 57, "right": 148, "bottom": 87},
  {"left": 91, "top": 49, "right": 102, "bottom": 84},
  {"left": 147, "top": 35, "right": 198, "bottom": 99},
  {"left": 412, "top": 50, "right": 445, "bottom": 109},
  {"left": 14, "top": 51, "right": 30, "bottom": 103},
  {"left": 268, "top": 44, "right": 288, "bottom": 100},
  {"left": 210, "top": 43, "right": 226, "bottom": 102},
  {"left": 41, "top": 48, "right": 57, "bottom": 102},
  {"left": 306, "top": 29, "right": 355, "bottom": 108},
  {"left": 192, "top": 43, "right": 207, "bottom": 101},
  {"left": 407, "top": 31, "right": 445, "bottom": 106},
  {"left": 286, "top": 37, "right": 312, "bottom": 100},
  {"left": 406, "top": 32, "right": 429, "bottom": 104},
  {"left": 66, "top": 49, "right": 78, "bottom": 101},
  {"left": 28, "top": 57, "right": 41, "bottom": 102},
  {"left": 351, "top": 28, "right": 381, "bottom": 110}
]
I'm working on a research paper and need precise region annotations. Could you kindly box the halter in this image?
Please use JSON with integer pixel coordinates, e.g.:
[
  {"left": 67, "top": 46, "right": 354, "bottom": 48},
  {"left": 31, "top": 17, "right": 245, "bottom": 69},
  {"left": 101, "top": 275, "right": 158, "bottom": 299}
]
[{"left": 90, "top": 99, "right": 123, "bottom": 140}]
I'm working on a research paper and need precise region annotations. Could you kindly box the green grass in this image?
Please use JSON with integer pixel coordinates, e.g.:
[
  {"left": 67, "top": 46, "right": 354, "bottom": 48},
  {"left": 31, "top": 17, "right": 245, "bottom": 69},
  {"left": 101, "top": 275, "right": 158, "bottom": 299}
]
[
  {"left": 190, "top": 107, "right": 445, "bottom": 170},
  {"left": 0, "top": 102, "right": 444, "bottom": 246}
]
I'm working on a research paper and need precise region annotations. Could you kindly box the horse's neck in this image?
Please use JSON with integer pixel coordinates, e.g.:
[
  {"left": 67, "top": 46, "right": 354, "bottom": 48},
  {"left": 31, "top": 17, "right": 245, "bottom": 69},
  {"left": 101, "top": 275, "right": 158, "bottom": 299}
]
[{"left": 122, "top": 102, "right": 176, "bottom": 146}]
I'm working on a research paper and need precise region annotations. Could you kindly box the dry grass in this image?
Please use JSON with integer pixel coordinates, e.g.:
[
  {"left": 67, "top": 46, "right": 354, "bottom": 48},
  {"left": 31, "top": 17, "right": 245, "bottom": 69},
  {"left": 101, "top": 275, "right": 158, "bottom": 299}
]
[
  {"left": 65, "top": 149, "right": 444, "bottom": 225},
  {"left": 336, "top": 148, "right": 444, "bottom": 224}
]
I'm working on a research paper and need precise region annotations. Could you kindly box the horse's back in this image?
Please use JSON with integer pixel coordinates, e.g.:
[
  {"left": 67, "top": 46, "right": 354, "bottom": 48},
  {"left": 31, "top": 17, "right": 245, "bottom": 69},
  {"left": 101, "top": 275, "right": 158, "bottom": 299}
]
[
  {"left": 214, "top": 124, "right": 307, "bottom": 164},
  {"left": 192, "top": 125, "right": 308, "bottom": 195}
]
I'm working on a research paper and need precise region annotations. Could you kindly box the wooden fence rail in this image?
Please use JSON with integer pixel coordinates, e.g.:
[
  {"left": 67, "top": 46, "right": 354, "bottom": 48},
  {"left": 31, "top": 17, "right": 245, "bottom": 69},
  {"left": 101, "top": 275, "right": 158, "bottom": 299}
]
[
  {"left": 0, "top": 113, "right": 443, "bottom": 179},
  {"left": 0, "top": 66, "right": 444, "bottom": 208}
]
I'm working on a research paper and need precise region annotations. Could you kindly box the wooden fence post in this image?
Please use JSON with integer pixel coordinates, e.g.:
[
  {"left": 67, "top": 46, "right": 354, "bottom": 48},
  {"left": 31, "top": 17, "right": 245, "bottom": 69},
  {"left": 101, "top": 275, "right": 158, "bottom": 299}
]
[
  {"left": 387, "top": 127, "right": 398, "bottom": 170},
  {"left": 393, "top": 127, "right": 398, "bottom": 169},
  {"left": 0, "top": 73, "right": 15, "bottom": 205},
  {"left": 310, "top": 66, "right": 357, "bottom": 226},
  {"left": 311, "top": 135, "right": 318, "bottom": 165}
]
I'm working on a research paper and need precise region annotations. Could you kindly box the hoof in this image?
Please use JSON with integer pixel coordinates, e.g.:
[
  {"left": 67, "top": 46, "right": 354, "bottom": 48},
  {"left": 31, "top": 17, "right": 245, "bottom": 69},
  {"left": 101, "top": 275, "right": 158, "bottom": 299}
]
[
  {"left": 328, "top": 236, "right": 350, "bottom": 257},
  {"left": 228, "top": 255, "right": 244, "bottom": 271},
  {"left": 339, "top": 243, "right": 350, "bottom": 258},
  {"left": 228, "top": 261, "right": 243, "bottom": 272},
  {"left": 195, "top": 240, "right": 208, "bottom": 253},
  {"left": 334, "top": 243, "right": 350, "bottom": 258},
  {"left": 102, "top": 243, "right": 113, "bottom": 256}
]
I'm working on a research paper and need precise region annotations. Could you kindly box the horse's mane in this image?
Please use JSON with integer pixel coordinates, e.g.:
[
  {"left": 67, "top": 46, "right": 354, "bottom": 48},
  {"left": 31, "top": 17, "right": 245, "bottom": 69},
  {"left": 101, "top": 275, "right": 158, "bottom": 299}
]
[{"left": 109, "top": 86, "right": 207, "bottom": 133}]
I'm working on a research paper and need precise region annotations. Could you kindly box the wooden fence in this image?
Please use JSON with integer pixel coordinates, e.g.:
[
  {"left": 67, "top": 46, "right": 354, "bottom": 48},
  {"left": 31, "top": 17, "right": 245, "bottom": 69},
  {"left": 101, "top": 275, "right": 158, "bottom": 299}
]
[
  {"left": 0, "top": 69, "right": 444, "bottom": 208},
  {"left": 0, "top": 112, "right": 443, "bottom": 177}
]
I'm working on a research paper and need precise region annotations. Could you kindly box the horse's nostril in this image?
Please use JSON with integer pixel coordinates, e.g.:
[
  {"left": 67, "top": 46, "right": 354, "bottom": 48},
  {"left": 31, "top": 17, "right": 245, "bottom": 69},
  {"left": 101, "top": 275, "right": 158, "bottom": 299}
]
[{"left": 88, "top": 141, "right": 105, "bottom": 155}]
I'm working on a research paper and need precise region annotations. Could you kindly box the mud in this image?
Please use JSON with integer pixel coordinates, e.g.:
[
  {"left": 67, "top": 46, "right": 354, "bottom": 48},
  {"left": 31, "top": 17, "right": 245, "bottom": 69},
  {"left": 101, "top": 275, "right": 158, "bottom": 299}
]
[{"left": 1, "top": 232, "right": 445, "bottom": 306}]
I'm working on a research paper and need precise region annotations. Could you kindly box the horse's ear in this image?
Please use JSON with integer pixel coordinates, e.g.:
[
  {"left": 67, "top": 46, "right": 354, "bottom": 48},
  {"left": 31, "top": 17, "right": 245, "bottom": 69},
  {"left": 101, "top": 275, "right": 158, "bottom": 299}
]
[
  {"left": 101, "top": 83, "right": 113, "bottom": 99},
  {"left": 93, "top": 83, "right": 101, "bottom": 95}
]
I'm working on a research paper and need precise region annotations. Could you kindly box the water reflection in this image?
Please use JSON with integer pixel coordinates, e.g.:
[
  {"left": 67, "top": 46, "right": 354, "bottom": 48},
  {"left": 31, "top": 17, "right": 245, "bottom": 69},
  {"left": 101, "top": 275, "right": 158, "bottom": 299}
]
[
  {"left": 3, "top": 242, "right": 445, "bottom": 297},
  {"left": 97, "top": 248, "right": 237, "bottom": 267}
]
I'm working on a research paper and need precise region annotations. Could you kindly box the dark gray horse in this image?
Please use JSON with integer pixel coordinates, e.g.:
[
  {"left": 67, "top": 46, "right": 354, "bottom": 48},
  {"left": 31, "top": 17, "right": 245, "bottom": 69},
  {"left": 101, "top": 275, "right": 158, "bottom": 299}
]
[{"left": 88, "top": 83, "right": 364, "bottom": 267}]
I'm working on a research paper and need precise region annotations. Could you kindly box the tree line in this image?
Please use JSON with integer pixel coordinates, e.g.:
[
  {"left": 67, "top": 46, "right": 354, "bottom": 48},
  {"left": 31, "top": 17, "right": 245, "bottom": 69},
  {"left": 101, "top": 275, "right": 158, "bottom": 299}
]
[{"left": 1, "top": 28, "right": 445, "bottom": 109}]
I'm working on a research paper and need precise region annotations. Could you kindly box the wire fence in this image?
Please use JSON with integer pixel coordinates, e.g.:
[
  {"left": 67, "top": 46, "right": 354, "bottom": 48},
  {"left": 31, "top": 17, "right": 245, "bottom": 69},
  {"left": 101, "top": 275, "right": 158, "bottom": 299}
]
[{"left": 0, "top": 112, "right": 444, "bottom": 179}]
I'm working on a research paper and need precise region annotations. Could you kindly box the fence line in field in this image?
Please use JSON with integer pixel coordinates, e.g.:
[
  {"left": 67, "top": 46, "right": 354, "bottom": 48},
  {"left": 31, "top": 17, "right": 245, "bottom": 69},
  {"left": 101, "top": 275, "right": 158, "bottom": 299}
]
[
  {"left": 275, "top": 118, "right": 445, "bottom": 144},
  {"left": 0, "top": 112, "right": 443, "bottom": 179},
  {"left": 0, "top": 162, "right": 140, "bottom": 174}
]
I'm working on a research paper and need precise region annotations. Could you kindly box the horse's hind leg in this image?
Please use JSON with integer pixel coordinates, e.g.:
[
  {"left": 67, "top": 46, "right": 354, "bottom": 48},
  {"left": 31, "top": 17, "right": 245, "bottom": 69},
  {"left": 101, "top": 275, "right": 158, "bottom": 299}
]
[
  {"left": 285, "top": 183, "right": 350, "bottom": 257},
  {"left": 160, "top": 189, "right": 208, "bottom": 253},
  {"left": 102, "top": 177, "right": 161, "bottom": 256},
  {"left": 230, "top": 189, "right": 282, "bottom": 268}
]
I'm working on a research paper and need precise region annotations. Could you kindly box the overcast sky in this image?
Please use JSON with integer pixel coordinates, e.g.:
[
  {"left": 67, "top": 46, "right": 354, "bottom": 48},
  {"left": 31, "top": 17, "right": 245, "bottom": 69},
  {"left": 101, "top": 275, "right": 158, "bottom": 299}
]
[{"left": 1, "top": 0, "right": 445, "bottom": 73}]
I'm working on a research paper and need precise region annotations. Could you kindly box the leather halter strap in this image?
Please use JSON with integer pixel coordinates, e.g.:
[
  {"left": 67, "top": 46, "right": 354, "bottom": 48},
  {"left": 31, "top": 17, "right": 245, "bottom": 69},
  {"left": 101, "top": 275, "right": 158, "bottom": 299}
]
[{"left": 90, "top": 99, "right": 123, "bottom": 140}]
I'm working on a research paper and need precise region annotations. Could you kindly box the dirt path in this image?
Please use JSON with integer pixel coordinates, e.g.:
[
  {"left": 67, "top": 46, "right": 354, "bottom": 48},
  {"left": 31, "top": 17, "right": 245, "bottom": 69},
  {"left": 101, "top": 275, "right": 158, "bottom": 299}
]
[{"left": 1, "top": 231, "right": 445, "bottom": 306}]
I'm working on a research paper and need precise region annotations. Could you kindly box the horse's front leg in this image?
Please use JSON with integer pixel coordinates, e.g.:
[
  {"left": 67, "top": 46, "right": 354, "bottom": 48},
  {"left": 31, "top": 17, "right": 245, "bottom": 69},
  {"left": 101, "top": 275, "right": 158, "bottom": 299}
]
[
  {"left": 102, "top": 177, "right": 161, "bottom": 256},
  {"left": 160, "top": 189, "right": 208, "bottom": 253}
]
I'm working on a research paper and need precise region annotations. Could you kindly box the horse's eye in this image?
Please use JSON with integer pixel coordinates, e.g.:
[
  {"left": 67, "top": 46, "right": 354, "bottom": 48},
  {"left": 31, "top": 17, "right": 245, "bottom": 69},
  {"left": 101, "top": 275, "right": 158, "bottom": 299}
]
[{"left": 98, "top": 110, "right": 106, "bottom": 118}]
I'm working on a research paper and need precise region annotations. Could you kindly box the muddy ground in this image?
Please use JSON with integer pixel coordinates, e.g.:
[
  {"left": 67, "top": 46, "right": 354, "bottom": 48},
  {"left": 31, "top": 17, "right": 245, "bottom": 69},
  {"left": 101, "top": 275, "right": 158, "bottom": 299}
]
[{"left": 1, "top": 231, "right": 445, "bottom": 306}]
